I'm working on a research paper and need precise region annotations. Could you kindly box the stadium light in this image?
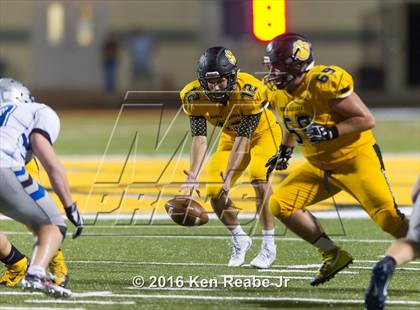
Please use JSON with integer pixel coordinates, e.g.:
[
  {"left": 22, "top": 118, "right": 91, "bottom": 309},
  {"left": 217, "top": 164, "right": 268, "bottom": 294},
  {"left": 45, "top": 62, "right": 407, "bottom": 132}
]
[{"left": 252, "top": 0, "right": 287, "bottom": 42}]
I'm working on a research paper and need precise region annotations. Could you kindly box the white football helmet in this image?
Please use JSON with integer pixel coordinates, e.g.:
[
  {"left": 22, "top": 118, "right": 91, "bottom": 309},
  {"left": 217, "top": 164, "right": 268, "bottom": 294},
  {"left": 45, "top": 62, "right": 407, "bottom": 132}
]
[{"left": 0, "top": 78, "right": 34, "bottom": 106}]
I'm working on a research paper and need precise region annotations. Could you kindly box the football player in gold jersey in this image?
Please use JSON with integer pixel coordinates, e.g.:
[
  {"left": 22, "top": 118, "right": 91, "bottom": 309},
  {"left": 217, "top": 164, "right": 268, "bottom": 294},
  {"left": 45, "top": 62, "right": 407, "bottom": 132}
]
[
  {"left": 262, "top": 33, "right": 408, "bottom": 286},
  {"left": 180, "top": 47, "right": 281, "bottom": 268}
]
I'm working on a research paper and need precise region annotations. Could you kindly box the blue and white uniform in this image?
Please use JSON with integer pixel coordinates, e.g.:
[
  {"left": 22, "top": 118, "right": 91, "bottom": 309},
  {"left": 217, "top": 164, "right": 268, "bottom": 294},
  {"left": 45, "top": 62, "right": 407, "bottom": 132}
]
[
  {"left": 0, "top": 101, "right": 66, "bottom": 232},
  {"left": 407, "top": 194, "right": 420, "bottom": 245}
]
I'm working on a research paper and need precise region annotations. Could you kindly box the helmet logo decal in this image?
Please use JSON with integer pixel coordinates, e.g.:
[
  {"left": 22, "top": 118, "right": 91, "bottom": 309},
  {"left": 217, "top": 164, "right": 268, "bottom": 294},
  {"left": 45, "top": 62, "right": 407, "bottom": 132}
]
[
  {"left": 293, "top": 40, "right": 310, "bottom": 61},
  {"left": 224, "top": 50, "right": 237, "bottom": 65},
  {"left": 266, "top": 42, "right": 273, "bottom": 53}
]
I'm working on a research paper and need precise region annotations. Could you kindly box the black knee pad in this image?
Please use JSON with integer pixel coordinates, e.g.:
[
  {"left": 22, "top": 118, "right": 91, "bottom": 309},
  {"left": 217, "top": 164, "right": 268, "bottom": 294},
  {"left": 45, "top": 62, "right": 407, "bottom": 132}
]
[{"left": 58, "top": 225, "right": 67, "bottom": 240}]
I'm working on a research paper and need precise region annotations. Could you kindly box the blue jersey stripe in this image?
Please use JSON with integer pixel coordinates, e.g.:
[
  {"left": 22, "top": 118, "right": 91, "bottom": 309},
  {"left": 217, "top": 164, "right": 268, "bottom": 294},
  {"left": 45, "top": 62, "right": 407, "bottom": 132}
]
[
  {"left": 29, "top": 186, "right": 45, "bottom": 201},
  {"left": 21, "top": 133, "right": 29, "bottom": 150},
  {"left": 14, "top": 167, "right": 26, "bottom": 176}
]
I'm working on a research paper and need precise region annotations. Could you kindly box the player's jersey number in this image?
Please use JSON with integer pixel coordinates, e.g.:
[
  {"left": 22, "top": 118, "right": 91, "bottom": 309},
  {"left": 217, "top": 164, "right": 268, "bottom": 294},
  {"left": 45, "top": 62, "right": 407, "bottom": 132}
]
[
  {"left": 316, "top": 67, "right": 336, "bottom": 83},
  {"left": 0, "top": 105, "right": 16, "bottom": 126},
  {"left": 283, "top": 115, "right": 312, "bottom": 144}
]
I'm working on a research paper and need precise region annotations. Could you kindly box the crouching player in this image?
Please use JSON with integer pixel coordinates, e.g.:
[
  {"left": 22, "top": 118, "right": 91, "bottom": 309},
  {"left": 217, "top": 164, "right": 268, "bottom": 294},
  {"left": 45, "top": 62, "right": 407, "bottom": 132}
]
[
  {"left": 180, "top": 47, "right": 281, "bottom": 268},
  {"left": 262, "top": 33, "right": 408, "bottom": 286},
  {"left": 0, "top": 78, "right": 83, "bottom": 297},
  {"left": 0, "top": 159, "right": 74, "bottom": 288}
]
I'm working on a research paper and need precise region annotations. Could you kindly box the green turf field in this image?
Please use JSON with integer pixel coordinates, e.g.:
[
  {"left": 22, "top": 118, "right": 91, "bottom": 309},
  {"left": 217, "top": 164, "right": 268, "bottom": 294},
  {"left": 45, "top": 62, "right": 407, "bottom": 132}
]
[
  {"left": 54, "top": 109, "right": 420, "bottom": 155},
  {"left": 1, "top": 218, "right": 420, "bottom": 309},
  {"left": 1, "top": 108, "right": 418, "bottom": 309}
]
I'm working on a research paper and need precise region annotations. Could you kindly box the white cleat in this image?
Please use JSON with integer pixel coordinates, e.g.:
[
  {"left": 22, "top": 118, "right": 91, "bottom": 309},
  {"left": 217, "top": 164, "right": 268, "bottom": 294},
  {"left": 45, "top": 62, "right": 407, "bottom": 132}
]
[
  {"left": 250, "top": 243, "right": 277, "bottom": 269},
  {"left": 22, "top": 273, "right": 72, "bottom": 298},
  {"left": 228, "top": 235, "right": 252, "bottom": 267}
]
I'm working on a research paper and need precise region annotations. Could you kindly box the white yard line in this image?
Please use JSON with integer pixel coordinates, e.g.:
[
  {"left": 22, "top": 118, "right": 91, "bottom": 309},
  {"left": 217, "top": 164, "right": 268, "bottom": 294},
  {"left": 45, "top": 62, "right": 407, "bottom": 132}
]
[
  {"left": 4, "top": 290, "right": 420, "bottom": 307},
  {"left": 0, "top": 307, "right": 85, "bottom": 310},
  {"left": 26, "top": 300, "right": 134, "bottom": 306},
  {"left": 41, "top": 292, "right": 420, "bottom": 306},
  {"left": 62, "top": 234, "right": 396, "bottom": 243},
  {"left": 350, "top": 266, "right": 420, "bottom": 271},
  {"left": 65, "top": 259, "right": 402, "bottom": 269},
  {"left": 67, "top": 260, "right": 227, "bottom": 267},
  {"left": 0, "top": 291, "right": 112, "bottom": 298},
  {"left": 0, "top": 206, "right": 414, "bottom": 221},
  {"left": 71, "top": 291, "right": 114, "bottom": 297},
  {"left": 0, "top": 232, "right": 397, "bottom": 245},
  {"left": 0, "top": 292, "right": 43, "bottom": 296},
  {"left": 258, "top": 269, "right": 358, "bottom": 274}
]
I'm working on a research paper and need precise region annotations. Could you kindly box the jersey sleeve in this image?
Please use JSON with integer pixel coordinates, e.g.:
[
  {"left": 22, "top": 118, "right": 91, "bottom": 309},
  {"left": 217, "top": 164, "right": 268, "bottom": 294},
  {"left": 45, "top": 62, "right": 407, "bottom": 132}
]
[
  {"left": 236, "top": 113, "right": 261, "bottom": 138},
  {"left": 237, "top": 75, "right": 269, "bottom": 115},
  {"left": 316, "top": 66, "right": 354, "bottom": 100},
  {"left": 31, "top": 105, "right": 60, "bottom": 144},
  {"left": 189, "top": 116, "right": 207, "bottom": 137},
  {"left": 180, "top": 83, "right": 203, "bottom": 117}
]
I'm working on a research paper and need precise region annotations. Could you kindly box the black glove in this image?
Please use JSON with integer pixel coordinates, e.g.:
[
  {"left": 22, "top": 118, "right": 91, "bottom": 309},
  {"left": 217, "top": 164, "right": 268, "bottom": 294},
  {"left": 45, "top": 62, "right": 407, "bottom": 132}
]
[
  {"left": 305, "top": 123, "right": 338, "bottom": 143},
  {"left": 265, "top": 144, "right": 294, "bottom": 180},
  {"left": 65, "top": 202, "right": 83, "bottom": 239}
]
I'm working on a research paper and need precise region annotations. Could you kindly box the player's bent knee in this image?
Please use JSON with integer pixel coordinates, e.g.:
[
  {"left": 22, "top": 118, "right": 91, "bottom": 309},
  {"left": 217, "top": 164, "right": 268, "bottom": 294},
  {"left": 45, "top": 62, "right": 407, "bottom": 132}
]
[
  {"left": 372, "top": 209, "right": 406, "bottom": 238},
  {"left": 206, "top": 185, "right": 223, "bottom": 200},
  {"left": 269, "top": 196, "right": 293, "bottom": 220}
]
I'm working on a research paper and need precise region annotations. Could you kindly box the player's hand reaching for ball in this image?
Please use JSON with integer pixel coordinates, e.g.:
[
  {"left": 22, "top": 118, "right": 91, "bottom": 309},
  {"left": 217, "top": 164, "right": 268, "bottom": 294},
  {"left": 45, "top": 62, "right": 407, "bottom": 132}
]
[{"left": 179, "top": 169, "right": 200, "bottom": 197}]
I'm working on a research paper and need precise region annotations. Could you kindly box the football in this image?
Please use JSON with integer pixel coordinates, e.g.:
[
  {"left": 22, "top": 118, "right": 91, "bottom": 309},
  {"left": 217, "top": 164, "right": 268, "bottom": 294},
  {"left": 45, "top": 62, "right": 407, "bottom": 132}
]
[{"left": 164, "top": 197, "right": 208, "bottom": 226}]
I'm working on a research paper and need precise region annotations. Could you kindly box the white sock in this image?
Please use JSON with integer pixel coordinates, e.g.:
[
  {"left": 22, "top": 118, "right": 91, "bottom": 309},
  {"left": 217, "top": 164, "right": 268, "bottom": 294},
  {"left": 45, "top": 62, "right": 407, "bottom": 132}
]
[
  {"left": 231, "top": 225, "right": 245, "bottom": 237},
  {"left": 262, "top": 229, "right": 275, "bottom": 246},
  {"left": 27, "top": 265, "right": 46, "bottom": 278},
  {"left": 313, "top": 234, "right": 336, "bottom": 251}
]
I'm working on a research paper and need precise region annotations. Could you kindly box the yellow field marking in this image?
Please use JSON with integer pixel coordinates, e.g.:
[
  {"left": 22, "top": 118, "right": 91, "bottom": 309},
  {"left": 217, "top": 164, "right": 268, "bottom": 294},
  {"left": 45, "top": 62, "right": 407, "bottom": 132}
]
[{"left": 38, "top": 156, "right": 419, "bottom": 215}]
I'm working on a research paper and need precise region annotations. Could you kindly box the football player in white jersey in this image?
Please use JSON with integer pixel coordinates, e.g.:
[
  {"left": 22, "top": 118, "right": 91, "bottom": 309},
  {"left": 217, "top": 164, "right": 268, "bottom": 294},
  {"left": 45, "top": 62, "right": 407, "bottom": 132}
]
[
  {"left": 365, "top": 175, "right": 420, "bottom": 309},
  {"left": 0, "top": 78, "right": 83, "bottom": 297}
]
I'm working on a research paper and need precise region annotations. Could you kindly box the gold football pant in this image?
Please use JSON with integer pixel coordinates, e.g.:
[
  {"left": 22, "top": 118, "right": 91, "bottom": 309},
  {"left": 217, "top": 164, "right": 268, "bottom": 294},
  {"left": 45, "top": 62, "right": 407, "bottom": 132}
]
[
  {"left": 25, "top": 159, "right": 40, "bottom": 182},
  {"left": 269, "top": 143, "right": 405, "bottom": 236},
  {"left": 206, "top": 125, "right": 281, "bottom": 199}
]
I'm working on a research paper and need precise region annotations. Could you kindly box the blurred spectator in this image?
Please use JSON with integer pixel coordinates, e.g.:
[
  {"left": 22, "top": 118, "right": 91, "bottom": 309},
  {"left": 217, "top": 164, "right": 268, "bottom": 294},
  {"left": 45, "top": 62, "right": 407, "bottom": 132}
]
[
  {"left": 129, "top": 28, "right": 155, "bottom": 90},
  {"left": 102, "top": 34, "right": 119, "bottom": 94},
  {"left": 357, "top": 11, "right": 385, "bottom": 91}
]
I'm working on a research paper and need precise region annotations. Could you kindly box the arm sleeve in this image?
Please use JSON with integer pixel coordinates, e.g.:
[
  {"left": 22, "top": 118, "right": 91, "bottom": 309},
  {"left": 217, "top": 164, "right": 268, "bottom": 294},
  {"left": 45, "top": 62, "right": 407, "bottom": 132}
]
[
  {"left": 319, "top": 66, "right": 354, "bottom": 100},
  {"left": 180, "top": 85, "right": 202, "bottom": 116},
  {"left": 236, "top": 113, "right": 261, "bottom": 138},
  {"left": 30, "top": 106, "right": 60, "bottom": 144},
  {"left": 189, "top": 116, "right": 207, "bottom": 137}
]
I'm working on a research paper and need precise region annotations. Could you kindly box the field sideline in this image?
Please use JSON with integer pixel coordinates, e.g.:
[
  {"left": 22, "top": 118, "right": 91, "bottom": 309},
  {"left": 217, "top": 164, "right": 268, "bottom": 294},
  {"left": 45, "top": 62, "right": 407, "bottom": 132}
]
[
  {"left": 53, "top": 108, "right": 420, "bottom": 155},
  {"left": 32, "top": 154, "right": 419, "bottom": 217}
]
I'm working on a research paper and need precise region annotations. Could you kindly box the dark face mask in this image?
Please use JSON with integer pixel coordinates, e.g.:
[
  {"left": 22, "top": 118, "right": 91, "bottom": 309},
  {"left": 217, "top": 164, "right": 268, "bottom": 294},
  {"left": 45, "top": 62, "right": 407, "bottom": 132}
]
[
  {"left": 199, "top": 74, "right": 236, "bottom": 102},
  {"left": 264, "top": 63, "right": 295, "bottom": 89}
]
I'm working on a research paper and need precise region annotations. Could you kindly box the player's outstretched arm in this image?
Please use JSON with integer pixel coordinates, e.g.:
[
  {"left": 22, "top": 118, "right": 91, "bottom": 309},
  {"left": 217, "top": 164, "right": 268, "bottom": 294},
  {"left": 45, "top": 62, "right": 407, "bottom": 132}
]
[
  {"left": 180, "top": 116, "right": 208, "bottom": 196},
  {"left": 30, "top": 132, "right": 83, "bottom": 238},
  {"left": 330, "top": 92, "right": 375, "bottom": 136},
  {"left": 30, "top": 133, "right": 73, "bottom": 207},
  {"left": 281, "top": 130, "right": 298, "bottom": 148},
  {"left": 265, "top": 131, "right": 296, "bottom": 180}
]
